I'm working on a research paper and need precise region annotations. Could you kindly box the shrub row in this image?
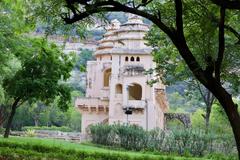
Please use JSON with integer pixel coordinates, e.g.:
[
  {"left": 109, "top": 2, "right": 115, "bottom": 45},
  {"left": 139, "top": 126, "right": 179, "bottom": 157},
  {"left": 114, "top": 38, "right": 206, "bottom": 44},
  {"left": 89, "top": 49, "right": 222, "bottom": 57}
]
[
  {"left": 89, "top": 124, "right": 236, "bottom": 157},
  {"left": 0, "top": 140, "right": 202, "bottom": 160},
  {"left": 22, "top": 126, "right": 73, "bottom": 132}
]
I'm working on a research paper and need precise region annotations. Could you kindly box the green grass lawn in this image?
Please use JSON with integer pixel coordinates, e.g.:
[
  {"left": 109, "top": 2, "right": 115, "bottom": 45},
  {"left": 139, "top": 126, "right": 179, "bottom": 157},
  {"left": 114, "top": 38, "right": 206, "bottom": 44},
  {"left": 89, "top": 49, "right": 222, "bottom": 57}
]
[{"left": 0, "top": 136, "right": 234, "bottom": 160}]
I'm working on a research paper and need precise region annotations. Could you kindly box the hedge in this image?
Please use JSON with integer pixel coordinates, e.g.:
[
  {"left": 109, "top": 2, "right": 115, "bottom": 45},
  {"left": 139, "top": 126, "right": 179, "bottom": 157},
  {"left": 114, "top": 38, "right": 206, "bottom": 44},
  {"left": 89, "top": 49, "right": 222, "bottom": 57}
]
[{"left": 89, "top": 124, "right": 237, "bottom": 157}]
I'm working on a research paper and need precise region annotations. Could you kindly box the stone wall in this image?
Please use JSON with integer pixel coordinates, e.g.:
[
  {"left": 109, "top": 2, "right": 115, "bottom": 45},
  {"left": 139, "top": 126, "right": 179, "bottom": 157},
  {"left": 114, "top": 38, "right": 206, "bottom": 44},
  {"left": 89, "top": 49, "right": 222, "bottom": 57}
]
[
  {"left": 164, "top": 113, "right": 191, "bottom": 128},
  {"left": 11, "top": 130, "right": 89, "bottom": 142}
]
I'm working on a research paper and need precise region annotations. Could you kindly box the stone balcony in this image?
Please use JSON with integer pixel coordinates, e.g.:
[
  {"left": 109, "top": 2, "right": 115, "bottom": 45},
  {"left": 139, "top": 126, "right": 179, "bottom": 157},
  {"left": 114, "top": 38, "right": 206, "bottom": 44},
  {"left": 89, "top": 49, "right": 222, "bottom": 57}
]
[
  {"left": 121, "top": 64, "right": 145, "bottom": 77},
  {"left": 75, "top": 97, "right": 109, "bottom": 113},
  {"left": 125, "top": 100, "right": 146, "bottom": 109}
]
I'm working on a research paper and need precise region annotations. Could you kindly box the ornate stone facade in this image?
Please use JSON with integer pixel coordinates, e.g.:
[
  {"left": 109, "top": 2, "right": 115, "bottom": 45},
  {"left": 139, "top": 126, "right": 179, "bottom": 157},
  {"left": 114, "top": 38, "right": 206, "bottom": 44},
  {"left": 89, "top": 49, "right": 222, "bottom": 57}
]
[{"left": 75, "top": 15, "right": 169, "bottom": 133}]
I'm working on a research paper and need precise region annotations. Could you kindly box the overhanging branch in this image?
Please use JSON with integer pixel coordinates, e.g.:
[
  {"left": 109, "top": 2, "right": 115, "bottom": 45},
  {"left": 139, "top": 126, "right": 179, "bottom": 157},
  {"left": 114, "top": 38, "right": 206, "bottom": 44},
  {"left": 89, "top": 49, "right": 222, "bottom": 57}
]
[
  {"left": 63, "top": 0, "right": 174, "bottom": 38},
  {"left": 225, "top": 25, "right": 240, "bottom": 44},
  {"left": 174, "top": 0, "right": 184, "bottom": 35},
  {"left": 211, "top": 0, "right": 240, "bottom": 9},
  {"left": 63, "top": 0, "right": 215, "bottom": 89}
]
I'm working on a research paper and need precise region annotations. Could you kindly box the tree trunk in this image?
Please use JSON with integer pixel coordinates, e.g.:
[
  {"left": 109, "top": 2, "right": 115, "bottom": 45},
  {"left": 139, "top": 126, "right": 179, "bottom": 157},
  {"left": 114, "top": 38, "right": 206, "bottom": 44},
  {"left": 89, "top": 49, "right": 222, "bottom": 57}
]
[
  {"left": 221, "top": 98, "right": 240, "bottom": 159},
  {"left": 4, "top": 98, "right": 20, "bottom": 138},
  {"left": 174, "top": 38, "right": 240, "bottom": 159},
  {"left": 205, "top": 105, "right": 211, "bottom": 133},
  {"left": 34, "top": 117, "right": 39, "bottom": 127},
  {"left": 207, "top": 84, "right": 240, "bottom": 159},
  {"left": 205, "top": 91, "right": 214, "bottom": 133},
  {"left": 197, "top": 84, "right": 215, "bottom": 133}
]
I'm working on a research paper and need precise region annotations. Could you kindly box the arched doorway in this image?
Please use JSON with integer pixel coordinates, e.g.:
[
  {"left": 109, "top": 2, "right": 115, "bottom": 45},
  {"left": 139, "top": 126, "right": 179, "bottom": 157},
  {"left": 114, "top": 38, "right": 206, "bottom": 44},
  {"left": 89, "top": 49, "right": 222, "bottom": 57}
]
[
  {"left": 103, "top": 68, "right": 111, "bottom": 87},
  {"left": 128, "top": 83, "right": 142, "bottom": 100}
]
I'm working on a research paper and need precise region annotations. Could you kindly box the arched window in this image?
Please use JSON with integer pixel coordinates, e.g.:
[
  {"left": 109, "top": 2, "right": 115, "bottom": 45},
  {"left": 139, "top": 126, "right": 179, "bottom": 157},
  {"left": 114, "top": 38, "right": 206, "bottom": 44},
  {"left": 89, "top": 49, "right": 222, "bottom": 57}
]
[
  {"left": 130, "top": 56, "right": 134, "bottom": 61},
  {"left": 103, "top": 68, "right": 111, "bottom": 87},
  {"left": 110, "top": 56, "right": 112, "bottom": 60},
  {"left": 115, "top": 84, "right": 123, "bottom": 94},
  {"left": 125, "top": 56, "right": 128, "bottom": 61},
  {"left": 128, "top": 83, "right": 142, "bottom": 100},
  {"left": 136, "top": 57, "right": 140, "bottom": 62}
]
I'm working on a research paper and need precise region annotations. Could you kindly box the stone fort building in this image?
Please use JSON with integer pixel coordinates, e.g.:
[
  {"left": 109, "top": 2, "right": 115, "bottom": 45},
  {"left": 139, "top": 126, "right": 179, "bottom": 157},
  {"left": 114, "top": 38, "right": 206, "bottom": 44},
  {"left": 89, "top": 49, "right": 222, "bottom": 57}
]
[{"left": 75, "top": 15, "right": 169, "bottom": 133}]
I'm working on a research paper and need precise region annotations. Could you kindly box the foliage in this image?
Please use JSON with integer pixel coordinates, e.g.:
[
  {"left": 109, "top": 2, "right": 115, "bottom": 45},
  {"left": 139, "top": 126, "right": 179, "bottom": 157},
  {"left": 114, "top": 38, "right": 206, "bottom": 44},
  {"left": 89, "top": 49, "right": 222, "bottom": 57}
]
[
  {"left": 1, "top": 37, "right": 75, "bottom": 137},
  {"left": 0, "top": 0, "right": 30, "bottom": 80},
  {"left": 0, "top": 137, "right": 236, "bottom": 160},
  {"left": 3, "top": 38, "right": 74, "bottom": 110},
  {"left": 89, "top": 124, "right": 236, "bottom": 157},
  {"left": 67, "top": 107, "right": 82, "bottom": 132},
  {"left": 0, "top": 0, "right": 30, "bottom": 124},
  {"left": 6, "top": 88, "right": 82, "bottom": 132},
  {"left": 90, "top": 124, "right": 113, "bottom": 145},
  {"left": 26, "top": 0, "right": 89, "bottom": 38},
  {"left": 25, "top": 129, "right": 36, "bottom": 137},
  {"left": 191, "top": 103, "right": 232, "bottom": 135},
  {"left": 166, "top": 90, "right": 203, "bottom": 113},
  {"left": 74, "top": 49, "right": 94, "bottom": 71}
]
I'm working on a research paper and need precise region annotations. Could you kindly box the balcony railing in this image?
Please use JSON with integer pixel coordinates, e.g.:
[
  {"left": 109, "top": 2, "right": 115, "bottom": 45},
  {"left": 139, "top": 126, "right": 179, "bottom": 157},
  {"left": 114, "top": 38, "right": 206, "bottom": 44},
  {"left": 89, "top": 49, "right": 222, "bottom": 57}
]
[
  {"left": 121, "top": 64, "right": 145, "bottom": 76},
  {"left": 126, "top": 100, "right": 146, "bottom": 109},
  {"left": 75, "top": 97, "right": 109, "bottom": 112},
  {"left": 75, "top": 98, "right": 109, "bottom": 107}
]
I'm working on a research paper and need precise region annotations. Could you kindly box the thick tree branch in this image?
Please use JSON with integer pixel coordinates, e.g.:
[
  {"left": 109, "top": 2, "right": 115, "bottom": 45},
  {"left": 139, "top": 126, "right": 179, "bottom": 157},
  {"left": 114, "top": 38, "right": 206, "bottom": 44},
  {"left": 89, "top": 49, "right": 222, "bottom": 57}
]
[
  {"left": 63, "top": 0, "right": 175, "bottom": 38},
  {"left": 225, "top": 24, "right": 240, "bottom": 44},
  {"left": 172, "top": 0, "right": 211, "bottom": 86},
  {"left": 174, "top": 0, "right": 184, "bottom": 35},
  {"left": 215, "top": 7, "right": 225, "bottom": 82},
  {"left": 211, "top": 0, "right": 240, "bottom": 9},
  {"left": 136, "top": 0, "right": 153, "bottom": 9},
  {"left": 65, "top": 0, "right": 77, "bottom": 15}
]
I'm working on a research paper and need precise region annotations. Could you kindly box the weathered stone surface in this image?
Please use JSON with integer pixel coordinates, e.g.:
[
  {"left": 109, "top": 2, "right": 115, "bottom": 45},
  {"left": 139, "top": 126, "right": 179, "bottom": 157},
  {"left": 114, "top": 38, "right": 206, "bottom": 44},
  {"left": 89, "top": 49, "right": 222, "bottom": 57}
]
[{"left": 164, "top": 113, "right": 191, "bottom": 128}]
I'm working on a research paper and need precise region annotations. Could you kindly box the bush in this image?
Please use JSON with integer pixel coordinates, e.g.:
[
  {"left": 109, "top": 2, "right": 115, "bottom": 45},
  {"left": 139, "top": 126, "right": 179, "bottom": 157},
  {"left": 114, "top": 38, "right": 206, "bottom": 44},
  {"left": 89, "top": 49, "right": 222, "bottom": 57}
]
[
  {"left": 90, "top": 124, "right": 113, "bottom": 145},
  {"left": 22, "top": 126, "right": 73, "bottom": 132},
  {"left": 89, "top": 124, "right": 236, "bottom": 158},
  {"left": 147, "top": 128, "right": 166, "bottom": 151},
  {"left": 90, "top": 124, "right": 148, "bottom": 151},
  {"left": 116, "top": 124, "right": 148, "bottom": 151},
  {"left": 165, "top": 129, "right": 209, "bottom": 156},
  {"left": 25, "top": 129, "right": 36, "bottom": 137}
]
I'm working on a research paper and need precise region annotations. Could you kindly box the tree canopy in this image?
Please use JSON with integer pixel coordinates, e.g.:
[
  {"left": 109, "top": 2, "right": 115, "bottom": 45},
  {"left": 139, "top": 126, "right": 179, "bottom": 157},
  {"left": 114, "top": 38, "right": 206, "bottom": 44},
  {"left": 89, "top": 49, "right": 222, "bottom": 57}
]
[{"left": 3, "top": 38, "right": 75, "bottom": 137}]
